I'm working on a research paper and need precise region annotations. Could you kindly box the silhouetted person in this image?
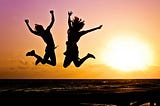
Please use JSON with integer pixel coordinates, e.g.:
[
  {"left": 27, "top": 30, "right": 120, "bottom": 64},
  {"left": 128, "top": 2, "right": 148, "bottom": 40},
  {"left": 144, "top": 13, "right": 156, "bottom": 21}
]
[
  {"left": 25, "top": 10, "right": 56, "bottom": 66},
  {"left": 63, "top": 11, "right": 102, "bottom": 68}
]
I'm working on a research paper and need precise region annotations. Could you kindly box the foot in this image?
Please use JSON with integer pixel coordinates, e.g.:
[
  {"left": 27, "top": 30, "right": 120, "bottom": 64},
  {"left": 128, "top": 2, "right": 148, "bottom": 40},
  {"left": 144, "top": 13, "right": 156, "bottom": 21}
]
[
  {"left": 87, "top": 53, "right": 95, "bottom": 59},
  {"left": 26, "top": 50, "right": 35, "bottom": 56},
  {"left": 35, "top": 57, "right": 42, "bottom": 65}
]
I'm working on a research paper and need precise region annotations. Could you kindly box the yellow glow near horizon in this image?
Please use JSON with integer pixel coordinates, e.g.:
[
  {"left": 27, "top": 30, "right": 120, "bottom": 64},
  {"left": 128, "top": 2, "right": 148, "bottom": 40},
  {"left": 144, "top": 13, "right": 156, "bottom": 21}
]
[{"left": 102, "top": 35, "right": 154, "bottom": 72}]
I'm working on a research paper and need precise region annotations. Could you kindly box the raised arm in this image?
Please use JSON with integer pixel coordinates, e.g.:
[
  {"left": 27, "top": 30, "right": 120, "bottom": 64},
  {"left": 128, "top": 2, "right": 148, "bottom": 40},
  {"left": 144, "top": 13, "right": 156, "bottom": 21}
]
[
  {"left": 24, "top": 19, "right": 38, "bottom": 35},
  {"left": 80, "top": 25, "right": 103, "bottom": 36},
  {"left": 68, "top": 11, "right": 73, "bottom": 28},
  {"left": 46, "top": 10, "right": 55, "bottom": 30}
]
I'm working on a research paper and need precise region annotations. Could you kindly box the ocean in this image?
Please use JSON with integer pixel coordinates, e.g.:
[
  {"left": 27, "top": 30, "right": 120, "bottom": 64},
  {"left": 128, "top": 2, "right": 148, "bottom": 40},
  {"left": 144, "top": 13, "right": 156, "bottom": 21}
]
[{"left": 0, "top": 79, "right": 160, "bottom": 106}]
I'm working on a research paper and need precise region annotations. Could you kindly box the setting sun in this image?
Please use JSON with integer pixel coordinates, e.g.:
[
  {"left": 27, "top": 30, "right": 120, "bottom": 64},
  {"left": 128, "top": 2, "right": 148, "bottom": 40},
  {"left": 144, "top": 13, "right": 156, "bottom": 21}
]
[{"left": 102, "top": 35, "right": 154, "bottom": 72}]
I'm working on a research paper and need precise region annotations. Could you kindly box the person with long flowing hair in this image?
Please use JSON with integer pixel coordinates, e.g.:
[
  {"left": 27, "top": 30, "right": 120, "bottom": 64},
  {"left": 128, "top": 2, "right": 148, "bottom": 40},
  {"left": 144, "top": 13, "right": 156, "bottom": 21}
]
[{"left": 63, "top": 11, "right": 102, "bottom": 68}]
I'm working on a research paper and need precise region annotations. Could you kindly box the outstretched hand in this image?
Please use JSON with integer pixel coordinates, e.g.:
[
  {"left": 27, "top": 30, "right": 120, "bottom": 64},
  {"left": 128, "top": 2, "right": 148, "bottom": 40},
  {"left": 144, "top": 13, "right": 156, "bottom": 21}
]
[
  {"left": 50, "top": 10, "right": 54, "bottom": 14},
  {"left": 97, "top": 25, "right": 103, "bottom": 29},
  {"left": 68, "top": 11, "right": 73, "bottom": 16},
  {"left": 25, "top": 19, "right": 29, "bottom": 24}
]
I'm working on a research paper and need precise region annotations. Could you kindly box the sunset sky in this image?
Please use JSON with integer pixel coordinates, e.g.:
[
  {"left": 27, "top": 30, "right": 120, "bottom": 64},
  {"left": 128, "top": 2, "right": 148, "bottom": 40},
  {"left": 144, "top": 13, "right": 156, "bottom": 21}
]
[{"left": 0, "top": 0, "right": 160, "bottom": 79}]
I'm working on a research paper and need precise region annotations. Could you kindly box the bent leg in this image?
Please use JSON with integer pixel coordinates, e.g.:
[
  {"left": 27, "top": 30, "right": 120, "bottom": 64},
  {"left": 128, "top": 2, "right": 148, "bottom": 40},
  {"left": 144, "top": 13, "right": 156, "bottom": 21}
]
[
  {"left": 49, "top": 51, "right": 56, "bottom": 66},
  {"left": 73, "top": 53, "right": 95, "bottom": 67},
  {"left": 63, "top": 56, "right": 72, "bottom": 68},
  {"left": 26, "top": 50, "right": 42, "bottom": 65},
  {"left": 42, "top": 51, "right": 56, "bottom": 66},
  {"left": 73, "top": 57, "right": 87, "bottom": 67}
]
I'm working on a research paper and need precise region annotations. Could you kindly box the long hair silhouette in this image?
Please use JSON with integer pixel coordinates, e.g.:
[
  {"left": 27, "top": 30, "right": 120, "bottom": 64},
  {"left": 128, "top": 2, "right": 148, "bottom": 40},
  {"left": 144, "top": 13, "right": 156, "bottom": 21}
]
[{"left": 63, "top": 11, "right": 102, "bottom": 68}]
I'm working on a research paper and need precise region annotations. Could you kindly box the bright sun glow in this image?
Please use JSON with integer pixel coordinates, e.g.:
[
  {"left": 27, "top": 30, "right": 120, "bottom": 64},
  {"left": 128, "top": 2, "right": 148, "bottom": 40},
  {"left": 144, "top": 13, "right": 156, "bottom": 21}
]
[{"left": 102, "top": 36, "right": 153, "bottom": 72}]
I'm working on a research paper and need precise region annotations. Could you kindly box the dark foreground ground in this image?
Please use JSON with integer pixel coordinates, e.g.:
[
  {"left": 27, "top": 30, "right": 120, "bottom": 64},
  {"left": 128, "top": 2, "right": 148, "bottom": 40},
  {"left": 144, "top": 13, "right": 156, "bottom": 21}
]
[{"left": 0, "top": 88, "right": 160, "bottom": 106}]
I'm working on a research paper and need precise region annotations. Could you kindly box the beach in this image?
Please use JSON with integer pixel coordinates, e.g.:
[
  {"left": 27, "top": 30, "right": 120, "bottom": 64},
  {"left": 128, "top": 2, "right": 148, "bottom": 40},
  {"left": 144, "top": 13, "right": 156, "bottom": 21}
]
[{"left": 0, "top": 79, "right": 160, "bottom": 106}]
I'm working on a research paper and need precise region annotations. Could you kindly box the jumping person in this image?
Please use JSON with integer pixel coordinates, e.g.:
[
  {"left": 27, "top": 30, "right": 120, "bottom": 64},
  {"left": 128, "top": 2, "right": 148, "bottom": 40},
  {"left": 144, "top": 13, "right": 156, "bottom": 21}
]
[
  {"left": 63, "top": 11, "right": 102, "bottom": 68},
  {"left": 25, "top": 10, "right": 56, "bottom": 66}
]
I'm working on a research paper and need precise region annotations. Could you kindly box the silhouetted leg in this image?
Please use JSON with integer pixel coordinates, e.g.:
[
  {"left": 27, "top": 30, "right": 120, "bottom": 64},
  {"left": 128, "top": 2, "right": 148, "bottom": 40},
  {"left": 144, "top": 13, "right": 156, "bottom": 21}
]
[
  {"left": 42, "top": 52, "right": 49, "bottom": 64},
  {"left": 42, "top": 51, "right": 56, "bottom": 66},
  {"left": 26, "top": 50, "right": 42, "bottom": 65},
  {"left": 63, "top": 56, "right": 72, "bottom": 68},
  {"left": 34, "top": 54, "right": 43, "bottom": 65},
  {"left": 43, "top": 51, "right": 56, "bottom": 66},
  {"left": 26, "top": 50, "right": 35, "bottom": 56},
  {"left": 49, "top": 51, "right": 56, "bottom": 66},
  {"left": 73, "top": 53, "right": 95, "bottom": 67}
]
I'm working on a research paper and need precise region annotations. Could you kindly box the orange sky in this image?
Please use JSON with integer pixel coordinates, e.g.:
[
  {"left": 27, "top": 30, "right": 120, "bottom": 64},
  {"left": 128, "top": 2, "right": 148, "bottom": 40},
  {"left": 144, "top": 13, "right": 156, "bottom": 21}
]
[{"left": 0, "top": 0, "right": 160, "bottom": 79}]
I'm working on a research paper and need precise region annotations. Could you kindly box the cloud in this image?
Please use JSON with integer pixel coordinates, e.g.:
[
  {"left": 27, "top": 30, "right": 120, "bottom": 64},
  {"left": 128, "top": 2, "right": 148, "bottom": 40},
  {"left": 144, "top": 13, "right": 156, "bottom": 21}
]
[
  {"left": 19, "top": 60, "right": 29, "bottom": 65},
  {"left": 17, "top": 66, "right": 28, "bottom": 70}
]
